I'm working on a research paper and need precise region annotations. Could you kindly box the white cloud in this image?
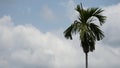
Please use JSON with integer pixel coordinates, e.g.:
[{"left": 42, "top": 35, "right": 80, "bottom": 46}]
[
  {"left": 0, "top": 15, "right": 81, "bottom": 68},
  {"left": 1, "top": 2, "right": 120, "bottom": 67},
  {"left": 102, "top": 3, "right": 120, "bottom": 47},
  {"left": 0, "top": 15, "right": 13, "bottom": 26},
  {"left": 40, "top": 5, "right": 57, "bottom": 21}
]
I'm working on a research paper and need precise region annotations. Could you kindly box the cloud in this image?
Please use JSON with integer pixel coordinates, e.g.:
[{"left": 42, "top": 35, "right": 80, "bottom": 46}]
[
  {"left": 40, "top": 5, "right": 57, "bottom": 21},
  {"left": 1, "top": 2, "right": 120, "bottom": 67},
  {"left": 0, "top": 15, "right": 81, "bottom": 68},
  {"left": 0, "top": 15, "right": 13, "bottom": 26},
  {"left": 102, "top": 3, "right": 120, "bottom": 47}
]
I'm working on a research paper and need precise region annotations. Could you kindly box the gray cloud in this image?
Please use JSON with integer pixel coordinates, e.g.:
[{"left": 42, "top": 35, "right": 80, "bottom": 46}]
[{"left": 102, "top": 3, "right": 120, "bottom": 47}]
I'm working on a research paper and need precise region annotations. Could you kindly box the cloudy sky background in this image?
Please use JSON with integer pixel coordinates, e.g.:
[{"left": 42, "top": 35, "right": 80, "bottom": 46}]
[{"left": 0, "top": 0, "right": 120, "bottom": 68}]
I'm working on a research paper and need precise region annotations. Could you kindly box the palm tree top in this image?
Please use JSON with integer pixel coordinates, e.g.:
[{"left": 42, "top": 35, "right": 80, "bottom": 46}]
[
  {"left": 64, "top": 4, "right": 106, "bottom": 53},
  {"left": 76, "top": 4, "right": 106, "bottom": 25}
]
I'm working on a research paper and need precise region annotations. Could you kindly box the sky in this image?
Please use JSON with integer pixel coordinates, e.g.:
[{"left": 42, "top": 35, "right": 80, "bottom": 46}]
[{"left": 0, "top": 0, "right": 120, "bottom": 68}]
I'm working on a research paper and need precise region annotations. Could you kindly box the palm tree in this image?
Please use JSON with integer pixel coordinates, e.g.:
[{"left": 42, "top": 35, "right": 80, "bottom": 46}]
[{"left": 63, "top": 4, "right": 106, "bottom": 68}]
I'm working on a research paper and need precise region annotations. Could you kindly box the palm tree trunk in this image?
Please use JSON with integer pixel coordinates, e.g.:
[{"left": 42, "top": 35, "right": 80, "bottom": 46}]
[{"left": 85, "top": 52, "right": 88, "bottom": 68}]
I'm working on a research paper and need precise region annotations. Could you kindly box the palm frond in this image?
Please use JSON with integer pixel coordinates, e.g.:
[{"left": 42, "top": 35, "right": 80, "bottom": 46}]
[
  {"left": 89, "top": 23, "right": 104, "bottom": 41},
  {"left": 64, "top": 24, "right": 73, "bottom": 40},
  {"left": 94, "top": 14, "right": 106, "bottom": 25},
  {"left": 64, "top": 20, "right": 81, "bottom": 40},
  {"left": 75, "top": 4, "right": 86, "bottom": 23},
  {"left": 87, "top": 8, "right": 106, "bottom": 25}
]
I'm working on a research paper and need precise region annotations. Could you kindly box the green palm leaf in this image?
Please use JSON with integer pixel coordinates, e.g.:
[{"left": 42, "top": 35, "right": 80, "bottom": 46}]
[
  {"left": 64, "top": 3, "right": 106, "bottom": 68},
  {"left": 64, "top": 3, "right": 106, "bottom": 53}
]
